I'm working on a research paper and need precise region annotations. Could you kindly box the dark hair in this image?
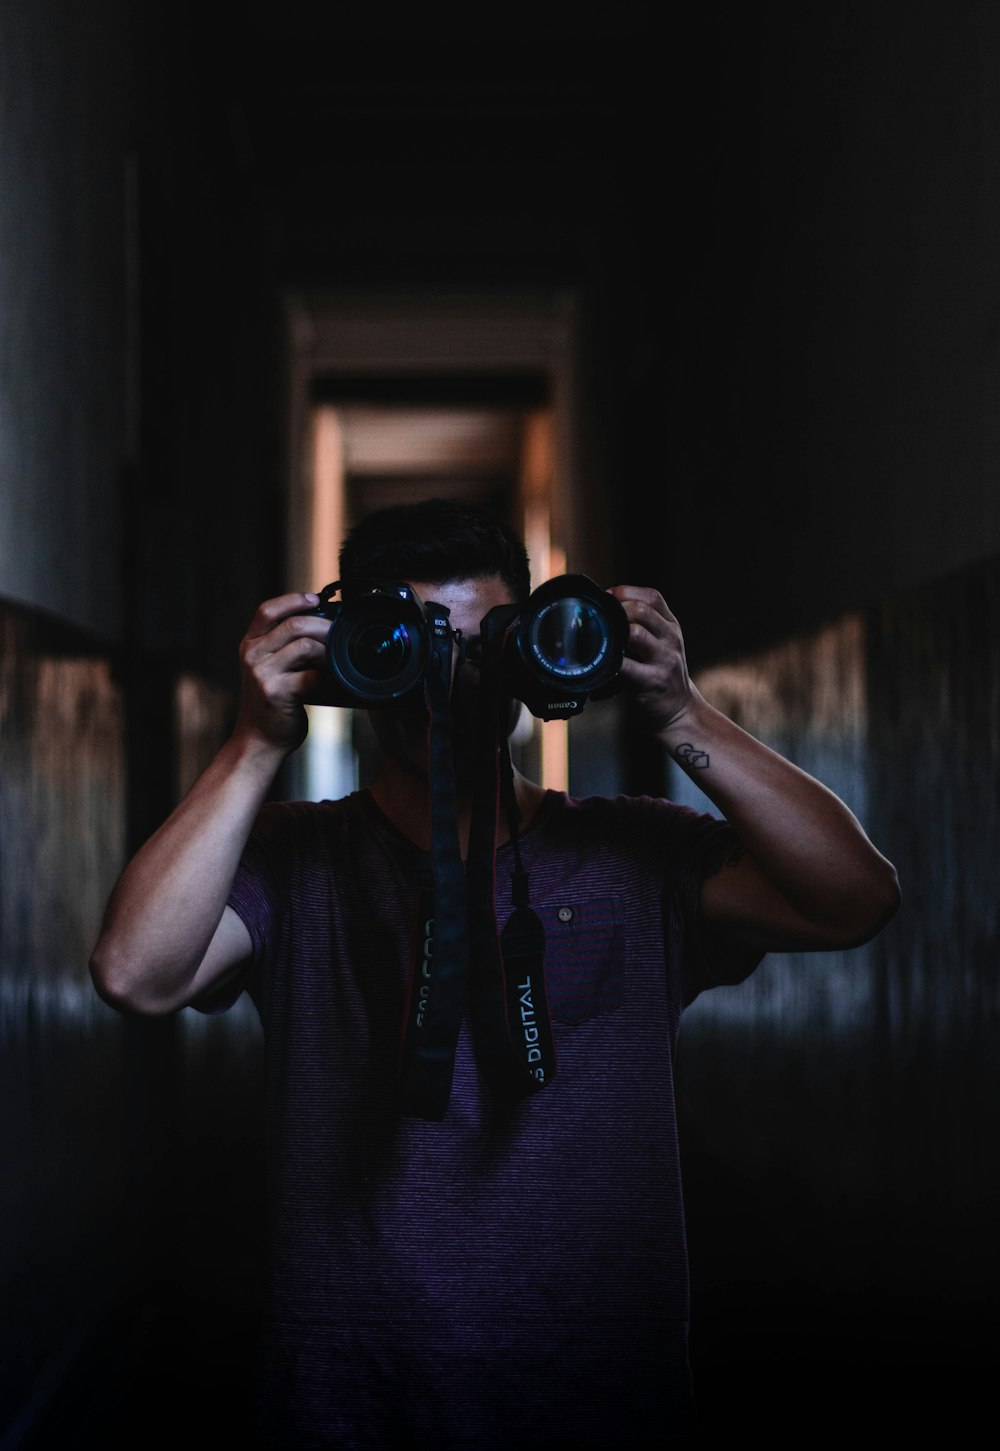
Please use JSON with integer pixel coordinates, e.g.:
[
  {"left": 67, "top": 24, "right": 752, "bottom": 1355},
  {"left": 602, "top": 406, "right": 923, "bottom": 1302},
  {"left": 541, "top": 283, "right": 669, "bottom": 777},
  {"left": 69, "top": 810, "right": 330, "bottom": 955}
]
[{"left": 338, "top": 496, "right": 531, "bottom": 604}]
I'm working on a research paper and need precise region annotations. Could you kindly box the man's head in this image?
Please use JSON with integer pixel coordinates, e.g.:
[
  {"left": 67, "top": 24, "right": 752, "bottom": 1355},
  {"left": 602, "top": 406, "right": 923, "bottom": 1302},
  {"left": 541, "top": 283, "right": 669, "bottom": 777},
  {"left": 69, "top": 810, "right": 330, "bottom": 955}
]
[
  {"left": 335, "top": 500, "right": 530, "bottom": 793},
  {"left": 338, "top": 496, "right": 531, "bottom": 605}
]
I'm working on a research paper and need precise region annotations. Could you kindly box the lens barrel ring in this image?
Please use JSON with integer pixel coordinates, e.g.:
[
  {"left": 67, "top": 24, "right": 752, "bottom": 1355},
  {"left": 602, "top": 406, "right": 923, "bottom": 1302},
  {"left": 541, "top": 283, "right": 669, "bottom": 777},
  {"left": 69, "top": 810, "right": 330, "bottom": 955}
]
[
  {"left": 324, "top": 585, "right": 431, "bottom": 704},
  {"left": 488, "top": 573, "right": 628, "bottom": 719}
]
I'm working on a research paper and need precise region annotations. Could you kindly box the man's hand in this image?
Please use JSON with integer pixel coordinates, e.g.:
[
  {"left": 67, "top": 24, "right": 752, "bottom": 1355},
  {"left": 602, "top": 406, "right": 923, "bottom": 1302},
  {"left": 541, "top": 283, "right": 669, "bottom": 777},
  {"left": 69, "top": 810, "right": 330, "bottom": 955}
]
[
  {"left": 609, "top": 585, "right": 700, "bottom": 735},
  {"left": 234, "top": 592, "right": 333, "bottom": 756}
]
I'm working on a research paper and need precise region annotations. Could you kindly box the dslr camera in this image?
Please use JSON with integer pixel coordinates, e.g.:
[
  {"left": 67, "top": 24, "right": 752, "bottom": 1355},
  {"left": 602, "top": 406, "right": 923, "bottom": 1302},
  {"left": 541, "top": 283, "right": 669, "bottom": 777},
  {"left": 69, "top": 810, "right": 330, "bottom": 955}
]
[{"left": 312, "top": 573, "right": 628, "bottom": 720}]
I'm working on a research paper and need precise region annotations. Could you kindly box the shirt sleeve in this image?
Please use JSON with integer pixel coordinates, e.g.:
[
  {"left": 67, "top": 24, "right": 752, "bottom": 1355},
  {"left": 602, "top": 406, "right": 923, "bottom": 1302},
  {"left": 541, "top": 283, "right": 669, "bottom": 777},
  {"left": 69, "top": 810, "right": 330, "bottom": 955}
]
[
  {"left": 662, "top": 804, "right": 765, "bottom": 1007},
  {"left": 226, "top": 812, "right": 283, "bottom": 968},
  {"left": 188, "top": 804, "right": 284, "bottom": 1015}
]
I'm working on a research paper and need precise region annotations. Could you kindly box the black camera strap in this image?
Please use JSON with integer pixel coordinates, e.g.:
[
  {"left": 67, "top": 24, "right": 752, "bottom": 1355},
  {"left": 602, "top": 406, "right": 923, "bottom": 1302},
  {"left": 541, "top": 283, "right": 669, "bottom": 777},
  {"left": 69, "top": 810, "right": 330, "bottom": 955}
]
[
  {"left": 397, "top": 604, "right": 468, "bottom": 1121},
  {"left": 466, "top": 620, "right": 556, "bottom": 1103},
  {"left": 397, "top": 606, "right": 556, "bottom": 1119}
]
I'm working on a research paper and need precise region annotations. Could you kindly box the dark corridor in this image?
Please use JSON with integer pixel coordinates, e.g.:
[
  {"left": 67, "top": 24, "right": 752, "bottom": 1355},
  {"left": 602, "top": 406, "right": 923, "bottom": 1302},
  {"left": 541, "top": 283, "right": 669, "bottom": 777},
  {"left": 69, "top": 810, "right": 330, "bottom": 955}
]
[{"left": 2, "top": 3, "right": 999, "bottom": 1446}]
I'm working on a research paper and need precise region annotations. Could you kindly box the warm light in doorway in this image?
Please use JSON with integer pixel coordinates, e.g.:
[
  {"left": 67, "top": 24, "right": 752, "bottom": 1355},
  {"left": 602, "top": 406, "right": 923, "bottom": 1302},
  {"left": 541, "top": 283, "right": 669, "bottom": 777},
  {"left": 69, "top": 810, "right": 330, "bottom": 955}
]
[
  {"left": 304, "top": 406, "right": 356, "bottom": 802},
  {"left": 522, "top": 413, "right": 569, "bottom": 794}
]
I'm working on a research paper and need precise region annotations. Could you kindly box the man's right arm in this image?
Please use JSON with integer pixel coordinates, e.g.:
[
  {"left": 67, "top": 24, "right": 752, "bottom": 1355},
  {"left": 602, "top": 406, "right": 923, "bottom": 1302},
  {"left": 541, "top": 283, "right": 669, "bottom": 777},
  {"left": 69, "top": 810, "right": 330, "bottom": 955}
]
[{"left": 89, "top": 592, "right": 331, "bottom": 1015}]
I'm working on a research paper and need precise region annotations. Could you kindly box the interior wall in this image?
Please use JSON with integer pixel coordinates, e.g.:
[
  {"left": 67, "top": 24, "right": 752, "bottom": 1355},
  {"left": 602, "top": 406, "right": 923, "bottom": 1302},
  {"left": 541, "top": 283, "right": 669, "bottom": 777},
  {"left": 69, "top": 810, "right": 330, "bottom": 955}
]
[
  {"left": 0, "top": 3, "right": 134, "bottom": 1436},
  {"left": 0, "top": 0, "right": 131, "bottom": 640},
  {"left": 673, "top": 550, "right": 1000, "bottom": 1437},
  {"left": 0, "top": 2, "right": 277, "bottom": 1443},
  {"left": 643, "top": 2, "right": 1000, "bottom": 666},
  {"left": 0, "top": 604, "right": 129, "bottom": 1436}
]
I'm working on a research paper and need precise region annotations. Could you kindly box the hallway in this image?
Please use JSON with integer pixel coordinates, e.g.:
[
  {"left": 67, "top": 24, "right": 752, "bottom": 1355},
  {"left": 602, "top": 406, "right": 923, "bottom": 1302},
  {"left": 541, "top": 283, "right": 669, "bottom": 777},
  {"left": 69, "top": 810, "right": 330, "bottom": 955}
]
[{"left": 2, "top": 3, "right": 999, "bottom": 1445}]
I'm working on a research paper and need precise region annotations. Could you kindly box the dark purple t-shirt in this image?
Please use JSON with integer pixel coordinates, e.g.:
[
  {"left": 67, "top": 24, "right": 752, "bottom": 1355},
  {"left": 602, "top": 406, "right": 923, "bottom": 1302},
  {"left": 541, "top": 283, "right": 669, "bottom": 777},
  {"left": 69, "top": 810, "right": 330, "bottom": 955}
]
[{"left": 222, "top": 789, "right": 758, "bottom": 1449}]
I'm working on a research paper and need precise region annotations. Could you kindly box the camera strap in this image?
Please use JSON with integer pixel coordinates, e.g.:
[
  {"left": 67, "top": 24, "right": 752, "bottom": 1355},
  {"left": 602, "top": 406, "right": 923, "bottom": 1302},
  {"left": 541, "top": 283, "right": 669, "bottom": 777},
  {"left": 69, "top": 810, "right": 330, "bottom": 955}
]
[
  {"left": 397, "top": 603, "right": 468, "bottom": 1121},
  {"left": 466, "top": 621, "right": 556, "bottom": 1103},
  {"left": 397, "top": 607, "right": 556, "bottom": 1119}
]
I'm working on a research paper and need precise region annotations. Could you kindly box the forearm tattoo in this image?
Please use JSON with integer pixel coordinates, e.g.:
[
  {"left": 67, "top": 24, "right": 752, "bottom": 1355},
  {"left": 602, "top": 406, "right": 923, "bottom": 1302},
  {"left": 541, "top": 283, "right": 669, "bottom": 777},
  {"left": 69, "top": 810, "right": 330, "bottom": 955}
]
[{"left": 675, "top": 741, "right": 710, "bottom": 770}]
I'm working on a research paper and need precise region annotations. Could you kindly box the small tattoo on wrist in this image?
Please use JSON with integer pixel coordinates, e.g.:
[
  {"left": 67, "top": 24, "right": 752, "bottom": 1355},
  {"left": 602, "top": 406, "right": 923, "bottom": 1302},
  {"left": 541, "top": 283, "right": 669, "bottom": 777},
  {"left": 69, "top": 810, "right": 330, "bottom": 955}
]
[{"left": 675, "top": 742, "right": 709, "bottom": 769}]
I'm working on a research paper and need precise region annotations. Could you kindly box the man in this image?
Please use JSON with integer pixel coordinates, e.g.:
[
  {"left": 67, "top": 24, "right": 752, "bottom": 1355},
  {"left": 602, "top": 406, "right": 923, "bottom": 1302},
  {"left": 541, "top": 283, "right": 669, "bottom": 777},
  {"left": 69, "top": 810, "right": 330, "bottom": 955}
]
[{"left": 90, "top": 498, "right": 899, "bottom": 1448}]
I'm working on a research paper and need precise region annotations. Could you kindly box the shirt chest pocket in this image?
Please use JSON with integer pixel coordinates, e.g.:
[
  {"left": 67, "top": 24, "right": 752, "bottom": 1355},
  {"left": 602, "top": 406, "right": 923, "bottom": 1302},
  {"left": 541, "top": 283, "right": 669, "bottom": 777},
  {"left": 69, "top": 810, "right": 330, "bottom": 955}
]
[{"left": 536, "top": 896, "right": 625, "bottom": 1025}]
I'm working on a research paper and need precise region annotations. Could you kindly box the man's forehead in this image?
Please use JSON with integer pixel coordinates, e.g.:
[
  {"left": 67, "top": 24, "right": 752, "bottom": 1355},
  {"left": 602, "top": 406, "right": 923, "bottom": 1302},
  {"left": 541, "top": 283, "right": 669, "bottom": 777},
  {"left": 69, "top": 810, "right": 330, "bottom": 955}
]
[{"left": 407, "top": 575, "right": 516, "bottom": 627}]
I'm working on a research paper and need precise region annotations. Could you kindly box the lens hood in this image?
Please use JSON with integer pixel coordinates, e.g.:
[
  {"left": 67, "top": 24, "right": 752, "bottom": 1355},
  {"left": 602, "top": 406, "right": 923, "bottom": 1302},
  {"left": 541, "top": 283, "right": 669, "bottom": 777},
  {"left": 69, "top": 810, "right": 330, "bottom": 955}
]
[{"left": 489, "top": 573, "right": 628, "bottom": 720}]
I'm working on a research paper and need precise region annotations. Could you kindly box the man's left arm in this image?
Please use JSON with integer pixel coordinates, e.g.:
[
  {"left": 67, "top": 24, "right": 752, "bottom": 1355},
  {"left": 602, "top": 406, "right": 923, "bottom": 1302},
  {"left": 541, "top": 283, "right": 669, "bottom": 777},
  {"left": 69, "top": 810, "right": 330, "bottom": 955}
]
[{"left": 611, "top": 585, "right": 901, "bottom": 953}]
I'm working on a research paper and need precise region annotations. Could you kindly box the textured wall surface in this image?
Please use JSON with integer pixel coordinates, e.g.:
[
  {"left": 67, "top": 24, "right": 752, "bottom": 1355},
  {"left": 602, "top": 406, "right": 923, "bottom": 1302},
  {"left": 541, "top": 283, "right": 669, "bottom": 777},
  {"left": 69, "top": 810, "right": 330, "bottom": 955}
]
[
  {"left": 0, "top": 603, "right": 264, "bottom": 1444},
  {"left": 0, "top": 604, "right": 127, "bottom": 1430},
  {"left": 0, "top": 0, "right": 130, "bottom": 640},
  {"left": 673, "top": 561, "right": 998, "bottom": 1438},
  {"left": 867, "top": 554, "right": 1000, "bottom": 1311}
]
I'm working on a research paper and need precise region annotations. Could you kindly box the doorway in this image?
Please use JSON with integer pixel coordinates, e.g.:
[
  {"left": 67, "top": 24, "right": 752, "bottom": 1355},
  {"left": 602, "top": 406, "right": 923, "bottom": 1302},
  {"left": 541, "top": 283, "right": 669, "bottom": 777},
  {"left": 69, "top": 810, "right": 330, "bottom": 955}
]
[{"left": 282, "top": 290, "right": 593, "bottom": 801}]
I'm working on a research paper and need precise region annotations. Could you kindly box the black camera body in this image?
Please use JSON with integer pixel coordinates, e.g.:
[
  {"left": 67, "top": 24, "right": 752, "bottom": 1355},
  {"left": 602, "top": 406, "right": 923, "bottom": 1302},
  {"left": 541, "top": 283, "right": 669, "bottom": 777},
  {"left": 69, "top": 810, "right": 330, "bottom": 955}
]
[{"left": 312, "top": 573, "right": 628, "bottom": 720}]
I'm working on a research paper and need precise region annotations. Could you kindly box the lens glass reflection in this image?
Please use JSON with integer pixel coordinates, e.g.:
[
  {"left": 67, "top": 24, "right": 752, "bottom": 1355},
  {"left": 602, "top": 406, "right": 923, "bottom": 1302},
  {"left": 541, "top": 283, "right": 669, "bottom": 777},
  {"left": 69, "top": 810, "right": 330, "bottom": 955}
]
[
  {"left": 531, "top": 599, "right": 607, "bottom": 676},
  {"left": 349, "top": 621, "right": 412, "bottom": 681}
]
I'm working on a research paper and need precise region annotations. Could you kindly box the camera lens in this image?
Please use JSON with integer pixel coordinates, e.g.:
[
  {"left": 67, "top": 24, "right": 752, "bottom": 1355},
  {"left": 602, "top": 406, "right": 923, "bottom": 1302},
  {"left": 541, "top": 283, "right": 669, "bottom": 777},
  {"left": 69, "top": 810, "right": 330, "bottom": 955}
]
[
  {"left": 348, "top": 620, "right": 413, "bottom": 681},
  {"left": 529, "top": 597, "right": 609, "bottom": 677},
  {"left": 497, "top": 573, "right": 626, "bottom": 718},
  {"left": 327, "top": 588, "right": 430, "bottom": 702}
]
